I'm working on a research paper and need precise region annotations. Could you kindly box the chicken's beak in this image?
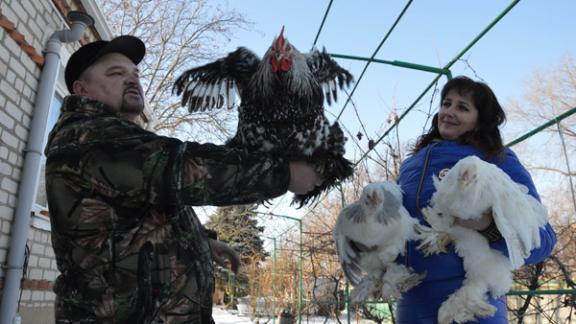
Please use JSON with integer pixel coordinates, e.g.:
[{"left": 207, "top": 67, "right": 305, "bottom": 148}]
[{"left": 365, "top": 191, "right": 379, "bottom": 208}]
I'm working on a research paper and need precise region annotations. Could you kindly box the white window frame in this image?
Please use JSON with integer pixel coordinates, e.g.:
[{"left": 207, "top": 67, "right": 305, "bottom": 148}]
[{"left": 31, "top": 70, "right": 67, "bottom": 231}]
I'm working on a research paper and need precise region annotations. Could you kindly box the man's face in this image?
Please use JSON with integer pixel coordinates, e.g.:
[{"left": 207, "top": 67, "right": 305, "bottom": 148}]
[{"left": 73, "top": 53, "right": 144, "bottom": 121}]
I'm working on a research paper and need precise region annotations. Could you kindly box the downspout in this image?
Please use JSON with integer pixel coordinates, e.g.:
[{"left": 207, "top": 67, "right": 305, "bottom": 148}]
[{"left": 0, "top": 11, "right": 94, "bottom": 324}]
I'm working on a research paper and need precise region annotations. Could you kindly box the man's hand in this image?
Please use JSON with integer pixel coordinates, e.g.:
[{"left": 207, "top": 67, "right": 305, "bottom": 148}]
[
  {"left": 288, "top": 161, "right": 324, "bottom": 195},
  {"left": 208, "top": 238, "right": 240, "bottom": 274}
]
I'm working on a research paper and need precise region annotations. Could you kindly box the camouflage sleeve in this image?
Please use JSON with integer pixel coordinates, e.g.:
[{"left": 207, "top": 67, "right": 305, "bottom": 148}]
[
  {"left": 154, "top": 140, "right": 291, "bottom": 207},
  {"left": 47, "top": 109, "right": 290, "bottom": 209}
]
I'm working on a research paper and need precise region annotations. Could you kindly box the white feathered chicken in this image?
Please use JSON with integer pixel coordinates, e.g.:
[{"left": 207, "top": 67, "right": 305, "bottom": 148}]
[
  {"left": 333, "top": 181, "right": 424, "bottom": 303},
  {"left": 417, "top": 155, "right": 548, "bottom": 324}
]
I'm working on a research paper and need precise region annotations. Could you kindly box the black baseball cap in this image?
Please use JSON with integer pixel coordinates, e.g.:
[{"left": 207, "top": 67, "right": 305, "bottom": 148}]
[{"left": 65, "top": 35, "right": 145, "bottom": 93}]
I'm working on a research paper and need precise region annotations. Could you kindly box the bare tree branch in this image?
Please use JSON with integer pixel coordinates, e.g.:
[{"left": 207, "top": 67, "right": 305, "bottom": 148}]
[{"left": 97, "top": 0, "right": 251, "bottom": 141}]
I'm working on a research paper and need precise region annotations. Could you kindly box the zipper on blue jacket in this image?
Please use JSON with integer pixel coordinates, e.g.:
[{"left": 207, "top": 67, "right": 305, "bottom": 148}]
[{"left": 405, "top": 141, "right": 439, "bottom": 266}]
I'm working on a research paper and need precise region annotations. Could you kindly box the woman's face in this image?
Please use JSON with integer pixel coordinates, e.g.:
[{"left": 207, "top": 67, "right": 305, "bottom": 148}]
[{"left": 438, "top": 89, "right": 479, "bottom": 140}]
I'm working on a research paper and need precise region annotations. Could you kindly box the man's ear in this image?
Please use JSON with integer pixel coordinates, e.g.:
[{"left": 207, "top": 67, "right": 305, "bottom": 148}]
[{"left": 72, "top": 79, "right": 88, "bottom": 95}]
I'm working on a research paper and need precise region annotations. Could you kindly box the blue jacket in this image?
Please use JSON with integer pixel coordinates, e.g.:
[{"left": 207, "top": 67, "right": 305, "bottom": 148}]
[{"left": 396, "top": 140, "right": 557, "bottom": 323}]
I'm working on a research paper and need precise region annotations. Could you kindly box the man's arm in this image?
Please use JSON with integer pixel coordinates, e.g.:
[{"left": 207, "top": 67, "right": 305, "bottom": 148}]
[{"left": 165, "top": 141, "right": 321, "bottom": 206}]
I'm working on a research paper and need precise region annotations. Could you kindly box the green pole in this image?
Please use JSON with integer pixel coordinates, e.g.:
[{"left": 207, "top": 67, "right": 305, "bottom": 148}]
[
  {"left": 508, "top": 289, "right": 576, "bottom": 296},
  {"left": 312, "top": 0, "right": 334, "bottom": 48},
  {"left": 228, "top": 271, "right": 235, "bottom": 308},
  {"left": 336, "top": 0, "right": 414, "bottom": 120},
  {"left": 260, "top": 213, "right": 303, "bottom": 322},
  {"left": 298, "top": 219, "right": 303, "bottom": 324},
  {"left": 271, "top": 237, "right": 277, "bottom": 324},
  {"left": 265, "top": 236, "right": 278, "bottom": 323},
  {"left": 263, "top": 213, "right": 303, "bottom": 322},
  {"left": 278, "top": 235, "right": 283, "bottom": 294},
  {"left": 345, "top": 282, "right": 351, "bottom": 324},
  {"left": 330, "top": 53, "right": 452, "bottom": 78},
  {"left": 506, "top": 106, "right": 576, "bottom": 147},
  {"left": 352, "top": 0, "right": 521, "bottom": 165}
]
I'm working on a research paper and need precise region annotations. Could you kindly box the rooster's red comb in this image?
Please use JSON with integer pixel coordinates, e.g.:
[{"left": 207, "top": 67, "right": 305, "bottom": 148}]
[{"left": 274, "top": 26, "right": 286, "bottom": 49}]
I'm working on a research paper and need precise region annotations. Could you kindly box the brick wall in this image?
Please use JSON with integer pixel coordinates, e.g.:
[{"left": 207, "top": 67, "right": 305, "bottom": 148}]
[
  {"left": 0, "top": 0, "right": 48, "bottom": 285},
  {"left": 19, "top": 227, "right": 58, "bottom": 308},
  {"left": 0, "top": 0, "right": 100, "bottom": 321}
]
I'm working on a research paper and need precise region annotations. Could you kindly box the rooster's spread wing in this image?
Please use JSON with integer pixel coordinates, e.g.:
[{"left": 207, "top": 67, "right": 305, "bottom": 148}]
[
  {"left": 306, "top": 48, "right": 353, "bottom": 105},
  {"left": 173, "top": 47, "right": 261, "bottom": 112}
]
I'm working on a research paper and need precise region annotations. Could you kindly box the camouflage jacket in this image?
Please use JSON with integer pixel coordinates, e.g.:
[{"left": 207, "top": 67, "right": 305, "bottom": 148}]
[{"left": 45, "top": 96, "right": 290, "bottom": 323}]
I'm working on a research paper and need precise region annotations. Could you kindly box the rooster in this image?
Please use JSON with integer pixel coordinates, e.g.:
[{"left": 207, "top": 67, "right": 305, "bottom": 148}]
[{"left": 173, "top": 27, "right": 354, "bottom": 206}]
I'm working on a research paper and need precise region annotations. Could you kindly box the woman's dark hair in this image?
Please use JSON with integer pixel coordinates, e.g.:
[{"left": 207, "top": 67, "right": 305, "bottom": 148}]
[{"left": 412, "top": 76, "right": 506, "bottom": 159}]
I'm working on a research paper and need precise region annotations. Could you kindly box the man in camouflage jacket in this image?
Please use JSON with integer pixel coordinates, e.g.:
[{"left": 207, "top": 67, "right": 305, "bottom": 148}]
[{"left": 45, "top": 35, "right": 322, "bottom": 323}]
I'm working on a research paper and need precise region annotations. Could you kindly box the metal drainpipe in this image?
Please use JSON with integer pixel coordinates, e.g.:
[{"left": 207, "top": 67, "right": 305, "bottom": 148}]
[{"left": 0, "top": 11, "right": 94, "bottom": 324}]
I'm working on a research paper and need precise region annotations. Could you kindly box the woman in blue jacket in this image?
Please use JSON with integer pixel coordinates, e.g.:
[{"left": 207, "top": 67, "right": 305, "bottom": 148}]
[{"left": 396, "top": 76, "right": 557, "bottom": 323}]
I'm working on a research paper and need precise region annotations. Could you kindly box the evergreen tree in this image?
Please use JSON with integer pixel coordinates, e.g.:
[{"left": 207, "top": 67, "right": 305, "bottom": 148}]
[{"left": 206, "top": 204, "right": 269, "bottom": 263}]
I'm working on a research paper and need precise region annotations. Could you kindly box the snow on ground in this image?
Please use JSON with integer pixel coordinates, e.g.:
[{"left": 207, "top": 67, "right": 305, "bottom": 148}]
[
  {"left": 212, "top": 306, "right": 377, "bottom": 323},
  {"left": 212, "top": 306, "right": 254, "bottom": 324}
]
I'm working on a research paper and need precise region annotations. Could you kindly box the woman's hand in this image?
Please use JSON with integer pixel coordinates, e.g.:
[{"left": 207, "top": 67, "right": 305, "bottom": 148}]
[
  {"left": 455, "top": 209, "right": 492, "bottom": 230},
  {"left": 208, "top": 238, "right": 240, "bottom": 274}
]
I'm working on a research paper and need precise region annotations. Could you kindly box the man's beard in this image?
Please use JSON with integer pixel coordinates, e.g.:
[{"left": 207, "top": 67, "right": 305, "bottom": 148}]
[{"left": 121, "top": 95, "right": 144, "bottom": 115}]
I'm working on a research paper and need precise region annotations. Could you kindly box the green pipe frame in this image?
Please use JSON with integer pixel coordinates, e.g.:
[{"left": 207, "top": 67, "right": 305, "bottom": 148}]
[
  {"left": 353, "top": 0, "right": 521, "bottom": 165},
  {"left": 330, "top": 53, "right": 452, "bottom": 79},
  {"left": 259, "top": 1, "right": 576, "bottom": 322}
]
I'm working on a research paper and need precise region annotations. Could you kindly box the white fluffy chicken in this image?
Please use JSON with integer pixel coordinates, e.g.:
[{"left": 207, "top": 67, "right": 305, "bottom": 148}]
[
  {"left": 418, "top": 156, "right": 549, "bottom": 324},
  {"left": 333, "top": 181, "right": 424, "bottom": 303}
]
